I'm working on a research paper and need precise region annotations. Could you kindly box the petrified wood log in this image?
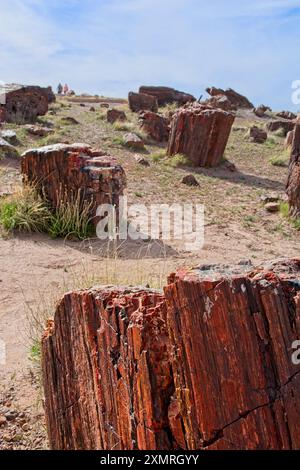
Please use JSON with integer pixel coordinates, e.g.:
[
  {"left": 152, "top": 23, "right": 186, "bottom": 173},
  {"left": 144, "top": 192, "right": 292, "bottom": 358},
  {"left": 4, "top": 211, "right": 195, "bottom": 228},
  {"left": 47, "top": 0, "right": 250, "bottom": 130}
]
[
  {"left": 42, "top": 259, "right": 300, "bottom": 450},
  {"left": 138, "top": 111, "right": 170, "bottom": 142},
  {"left": 107, "top": 109, "right": 127, "bottom": 124},
  {"left": 128, "top": 92, "right": 158, "bottom": 113},
  {"left": 287, "top": 122, "right": 300, "bottom": 217},
  {"left": 266, "top": 119, "right": 295, "bottom": 136},
  {"left": 0, "top": 83, "right": 54, "bottom": 123},
  {"left": 21, "top": 143, "right": 126, "bottom": 223},
  {"left": 167, "top": 103, "right": 235, "bottom": 167},
  {"left": 206, "top": 86, "right": 254, "bottom": 109},
  {"left": 42, "top": 287, "right": 173, "bottom": 450},
  {"left": 139, "top": 86, "right": 195, "bottom": 106}
]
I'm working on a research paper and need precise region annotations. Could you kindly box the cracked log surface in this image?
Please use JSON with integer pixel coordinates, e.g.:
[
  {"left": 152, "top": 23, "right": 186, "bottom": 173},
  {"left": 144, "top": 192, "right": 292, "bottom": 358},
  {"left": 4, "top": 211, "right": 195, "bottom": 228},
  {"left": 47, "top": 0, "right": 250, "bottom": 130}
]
[
  {"left": 42, "top": 259, "right": 300, "bottom": 449},
  {"left": 21, "top": 143, "right": 126, "bottom": 224},
  {"left": 167, "top": 103, "right": 235, "bottom": 167}
]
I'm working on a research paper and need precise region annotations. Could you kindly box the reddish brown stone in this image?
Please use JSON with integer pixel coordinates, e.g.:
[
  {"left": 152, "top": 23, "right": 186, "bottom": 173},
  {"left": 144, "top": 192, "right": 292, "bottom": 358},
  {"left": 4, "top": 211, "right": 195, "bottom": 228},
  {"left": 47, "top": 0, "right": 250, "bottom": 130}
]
[
  {"left": 139, "top": 86, "right": 195, "bottom": 106},
  {"left": 165, "top": 259, "right": 300, "bottom": 450},
  {"left": 276, "top": 111, "right": 297, "bottom": 121},
  {"left": 128, "top": 92, "right": 158, "bottom": 113},
  {"left": 254, "top": 105, "right": 271, "bottom": 117},
  {"left": 167, "top": 103, "right": 235, "bottom": 167},
  {"left": 139, "top": 111, "right": 170, "bottom": 142},
  {"left": 42, "top": 259, "right": 300, "bottom": 450},
  {"left": 204, "top": 94, "right": 234, "bottom": 111},
  {"left": 206, "top": 86, "right": 253, "bottom": 109},
  {"left": 21, "top": 143, "right": 126, "bottom": 224},
  {"left": 246, "top": 126, "right": 267, "bottom": 143},
  {"left": 107, "top": 109, "right": 127, "bottom": 124},
  {"left": 287, "top": 123, "right": 300, "bottom": 218},
  {"left": 42, "top": 287, "right": 174, "bottom": 450},
  {"left": 0, "top": 83, "right": 54, "bottom": 123}
]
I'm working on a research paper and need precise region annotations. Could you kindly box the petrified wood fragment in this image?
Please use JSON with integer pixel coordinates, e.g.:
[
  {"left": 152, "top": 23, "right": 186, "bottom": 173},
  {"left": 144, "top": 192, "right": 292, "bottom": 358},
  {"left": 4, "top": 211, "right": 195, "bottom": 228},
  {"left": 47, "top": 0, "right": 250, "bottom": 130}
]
[
  {"left": 43, "top": 259, "right": 300, "bottom": 450},
  {"left": 0, "top": 83, "right": 54, "bottom": 123},
  {"left": 266, "top": 119, "right": 295, "bottom": 136},
  {"left": 21, "top": 143, "right": 126, "bottom": 223},
  {"left": 167, "top": 103, "right": 235, "bottom": 167},
  {"left": 139, "top": 86, "right": 195, "bottom": 106},
  {"left": 128, "top": 92, "right": 158, "bottom": 113},
  {"left": 139, "top": 111, "right": 170, "bottom": 142}
]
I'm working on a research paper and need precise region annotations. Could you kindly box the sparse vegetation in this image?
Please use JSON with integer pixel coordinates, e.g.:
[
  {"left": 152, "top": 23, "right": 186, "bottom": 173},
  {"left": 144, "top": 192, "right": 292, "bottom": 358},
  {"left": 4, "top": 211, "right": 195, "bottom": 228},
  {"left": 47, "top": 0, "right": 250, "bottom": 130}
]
[
  {"left": 0, "top": 185, "right": 50, "bottom": 234},
  {"left": 280, "top": 202, "right": 300, "bottom": 230},
  {"left": 165, "top": 153, "right": 192, "bottom": 167},
  {"left": 48, "top": 190, "right": 94, "bottom": 240},
  {"left": 269, "top": 149, "right": 290, "bottom": 167},
  {"left": 113, "top": 121, "right": 135, "bottom": 132}
]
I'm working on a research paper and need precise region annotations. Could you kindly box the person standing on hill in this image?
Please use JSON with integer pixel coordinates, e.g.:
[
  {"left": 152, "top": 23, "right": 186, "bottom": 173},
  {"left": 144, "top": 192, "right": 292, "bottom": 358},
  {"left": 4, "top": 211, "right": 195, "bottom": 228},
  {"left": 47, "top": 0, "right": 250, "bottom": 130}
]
[
  {"left": 57, "top": 83, "right": 63, "bottom": 95},
  {"left": 63, "top": 83, "right": 69, "bottom": 95}
]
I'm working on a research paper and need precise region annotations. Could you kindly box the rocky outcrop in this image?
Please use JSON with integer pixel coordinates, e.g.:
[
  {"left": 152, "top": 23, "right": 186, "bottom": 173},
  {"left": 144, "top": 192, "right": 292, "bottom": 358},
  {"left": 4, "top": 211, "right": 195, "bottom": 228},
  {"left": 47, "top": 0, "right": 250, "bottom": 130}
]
[
  {"left": 287, "top": 123, "right": 300, "bottom": 218},
  {"left": 167, "top": 103, "right": 235, "bottom": 167},
  {"left": 206, "top": 86, "right": 254, "bottom": 109},
  {"left": 246, "top": 126, "right": 267, "bottom": 143},
  {"left": 42, "top": 259, "right": 300, "bottom": 450},
  {"left": 139, "top": 111, "right": 170, "bottom": 142},
  {"left": 139, "top": 86, "right": 195, "bottom": 106},
  {"left": 107, "top": 109, "right": 127, "bottom": 124},
  {"left": 21, "top": 143, "right": 126, "bottom": 223},
  {"left": 266, "top": 120, "right": 295, "bottom": 136},
  {"left": 128, "top": 92, "right": 158, "bottom": 113},
  {"left": 0, "top": 84, "right": 54, "bottom": 123}
]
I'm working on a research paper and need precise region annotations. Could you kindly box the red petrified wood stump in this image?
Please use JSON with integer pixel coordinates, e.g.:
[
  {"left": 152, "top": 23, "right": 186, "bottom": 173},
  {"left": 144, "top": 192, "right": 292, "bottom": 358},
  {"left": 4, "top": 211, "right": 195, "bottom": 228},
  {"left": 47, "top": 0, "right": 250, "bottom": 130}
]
[
  {"left": 42, "top": 287, "right": 173, "bottom": 450},
  {"left": 167, "top": 103, "right": 235, "bottom": 167},
  {"left": 287, "top": 121, "right": 300, "bottom": 218},
  {"left": 42, "top": 259, "right": 300, "bottom": 450},
  {"left": 21, "top": 143, "right": 126, "bottom": 223}
]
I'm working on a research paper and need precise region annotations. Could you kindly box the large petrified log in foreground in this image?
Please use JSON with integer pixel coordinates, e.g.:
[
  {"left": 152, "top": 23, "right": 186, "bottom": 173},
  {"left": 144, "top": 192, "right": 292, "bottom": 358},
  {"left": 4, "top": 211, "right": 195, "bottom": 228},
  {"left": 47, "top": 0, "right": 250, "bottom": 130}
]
[
  {"left": 287, "top": 121, "right": 300, "bottom": 218},
  {"left": 139, "top": 86, "right": 195, "bottom": 106},
  {"left": 42, "top": 259, "right": 300, "bottom": 450},
  {"left": 42, "top": 287, "right": 173, "bottom": 450},
  {"left": 0, "top": 83, "right": 55, "bottom": 123},
  {"left": 167, "top": 103, "right": 235, "bottom": 167},
  {"left": 21, "top": 143, "right": 126, "bottom": 223}
]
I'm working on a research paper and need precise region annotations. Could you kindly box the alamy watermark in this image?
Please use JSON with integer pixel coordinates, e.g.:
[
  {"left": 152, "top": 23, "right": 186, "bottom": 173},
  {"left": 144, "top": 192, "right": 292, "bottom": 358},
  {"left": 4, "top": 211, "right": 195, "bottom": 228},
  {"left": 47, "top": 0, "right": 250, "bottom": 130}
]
[
  {"left": 292, "top": 340, "right": 300, "bottom": 366},
  {"left": 95, "top": 197, "right": 205, "bottom": 251}
]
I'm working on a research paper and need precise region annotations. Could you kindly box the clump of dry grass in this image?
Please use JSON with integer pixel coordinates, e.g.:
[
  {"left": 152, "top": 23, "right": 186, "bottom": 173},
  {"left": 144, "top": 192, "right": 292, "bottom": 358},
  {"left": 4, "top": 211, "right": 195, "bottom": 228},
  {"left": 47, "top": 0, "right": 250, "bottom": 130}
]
[
  {"left": 48, "top": 190, "right": 94, "bottom": 240},
  {"left": 0, "top": 185, "right": 50, "bottom": 234}
]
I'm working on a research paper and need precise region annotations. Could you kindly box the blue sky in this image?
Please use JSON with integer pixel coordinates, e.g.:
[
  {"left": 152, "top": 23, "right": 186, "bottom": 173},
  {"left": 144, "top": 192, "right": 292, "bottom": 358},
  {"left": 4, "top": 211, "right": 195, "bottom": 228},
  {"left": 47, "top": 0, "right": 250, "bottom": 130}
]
[{"left": 0, "top": 0, "right": 300, "bottom": 109}]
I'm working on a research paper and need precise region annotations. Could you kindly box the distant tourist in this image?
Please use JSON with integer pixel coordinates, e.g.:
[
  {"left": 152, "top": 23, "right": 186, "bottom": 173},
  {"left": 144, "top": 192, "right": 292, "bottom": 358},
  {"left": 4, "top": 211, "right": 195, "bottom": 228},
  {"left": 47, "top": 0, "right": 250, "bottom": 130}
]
[
  {"left": 57, "top": 83, "right": 63, "bottom": 95},
  {"left": 63, "top": 83, "right": 69, "bottom": 95}
]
